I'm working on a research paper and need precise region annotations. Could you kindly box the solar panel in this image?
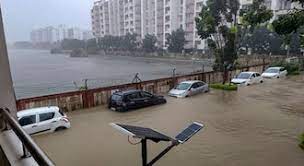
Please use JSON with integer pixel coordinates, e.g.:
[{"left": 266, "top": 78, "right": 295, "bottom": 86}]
[
  {"left": 175, "top": 122, "right": 204, "bottom": 143},
  {"left": 111, "top": 123, "right": 172, "bottom": 142}
]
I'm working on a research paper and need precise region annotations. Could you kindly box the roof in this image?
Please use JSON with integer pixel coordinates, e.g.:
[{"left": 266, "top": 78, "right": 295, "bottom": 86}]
[
  {"left": 113, "top": 89, "right": 142, "bottom": 96},
  {"left": 17, "top": 106, "right": 59, "bottom": 117},
  {"left": 267, "top": 67, "right": 282, "bottom": 70},
  {"left": 240, "top": 71, "right": 259, "bottom": 74},
  {"left": 179, "top": 80, "right": 203, "bottom": 84}
]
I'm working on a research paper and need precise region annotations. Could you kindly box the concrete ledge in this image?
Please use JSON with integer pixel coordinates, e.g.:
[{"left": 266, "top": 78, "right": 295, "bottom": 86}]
[{"left": 0, "top": 130, "right": 38, "bottom": 166}]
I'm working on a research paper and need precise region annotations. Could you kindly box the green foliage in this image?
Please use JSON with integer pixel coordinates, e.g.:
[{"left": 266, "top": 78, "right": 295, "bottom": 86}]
[
  {"left": 98, "top": 33, "right": 138, "bottom": 51},
  {"left": 239, "top": 27, "right": 292, "bottom": 55},
  {"left": 241, "top": 0, "right": 273, "bottom": 30},
  {"left": 288, "top": 0, "right": 304, "bottom": 7},
  {"left": 166, "top": 28, "right": 186, "bottom": 53},
  {"left": 272, "top": 11, "right": 304, "bottom": 36},
  {"left": 210, "top": 83, "right": 238, "bottom": 91},
  {"left": 238, "top": 0, "right": 273, "bottom": 55},
  {"left": 61, "top": 39, "right": 85, "bottom": 50},
  {"left": 299, "top": 133, "right": 304, "bottom": 150},
  {"left": 142, "top": 34, "right": 157, "bottom": 52},
  {"left": 195, "top": 0, "right": 239, "bottom": 74}
]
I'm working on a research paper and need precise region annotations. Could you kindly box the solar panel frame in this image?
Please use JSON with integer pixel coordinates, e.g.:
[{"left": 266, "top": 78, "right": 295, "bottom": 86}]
[
  {"left": 110, "top": 123, "right": 173, "bottom": 142},
  {"left": 175, "top": 122, "right": 204, "bottom": 143}
]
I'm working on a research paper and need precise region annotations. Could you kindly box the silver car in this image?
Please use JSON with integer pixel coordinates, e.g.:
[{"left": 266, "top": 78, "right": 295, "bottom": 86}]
[{"left": 168, "top": 80, "right": 209, "bottom": 98}]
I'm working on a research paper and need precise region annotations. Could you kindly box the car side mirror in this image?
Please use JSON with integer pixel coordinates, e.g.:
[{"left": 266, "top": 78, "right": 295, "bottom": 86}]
[{"left": 190, "top": 88, "right": 194, "bottom": 91}]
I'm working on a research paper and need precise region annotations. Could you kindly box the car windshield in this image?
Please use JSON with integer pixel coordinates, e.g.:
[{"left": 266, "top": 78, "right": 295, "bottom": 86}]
[
  {"left": 175, "top": 83, "right": 191, "bottom": 90},
  {"left": 265, "top": 68, "right": 279, "bottom": 73},
  {"left": 236, "top": 73, "right": 251, "bottom": 79}
]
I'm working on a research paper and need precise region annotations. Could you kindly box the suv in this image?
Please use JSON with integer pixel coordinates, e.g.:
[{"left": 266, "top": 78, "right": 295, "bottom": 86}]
[
  {"left": 108, "top": 90, "right": 167, "bottom": 112},
  {"left": 17, "top": 106, "right": 71, "bottom": 135}
]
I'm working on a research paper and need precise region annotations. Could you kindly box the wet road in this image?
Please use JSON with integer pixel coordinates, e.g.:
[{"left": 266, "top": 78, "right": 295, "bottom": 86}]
[{"left": 33, "top": 76, "right": 304, "bottom": 166}]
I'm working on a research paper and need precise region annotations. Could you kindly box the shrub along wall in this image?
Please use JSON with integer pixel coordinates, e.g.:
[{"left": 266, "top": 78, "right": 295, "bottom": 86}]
[{"left": 16, "top": 63, "right": 267, "bottom": 112}]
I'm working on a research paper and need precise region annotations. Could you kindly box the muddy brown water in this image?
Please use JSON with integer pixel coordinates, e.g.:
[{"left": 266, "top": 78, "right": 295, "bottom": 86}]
[{"left": 33, "top": 75, "right": 304, "bottom": 166}]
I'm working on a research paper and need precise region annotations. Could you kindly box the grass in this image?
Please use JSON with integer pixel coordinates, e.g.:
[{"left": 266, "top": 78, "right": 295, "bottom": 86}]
[
  {"left": 210, "top": 83, "right": 238, "bottom": 91},
  {"left": 299, "top": 133, "right": 304, "bottom": 151}
]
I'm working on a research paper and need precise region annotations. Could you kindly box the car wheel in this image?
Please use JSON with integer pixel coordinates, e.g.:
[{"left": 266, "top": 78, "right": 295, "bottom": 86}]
[
  {"left": 55, "top": 126, "right": 67, "bottom": 132},
  {"left": 260, "top": 80, "right": 263, "bottom": 83},
  {"left": 277, "top": 76, "right": 280, "bottom": 79}
]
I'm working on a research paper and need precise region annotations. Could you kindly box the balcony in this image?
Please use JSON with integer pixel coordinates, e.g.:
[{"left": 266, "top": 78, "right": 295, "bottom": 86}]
[{"left": 0, "top": 108, "right": 54, "bottom": 166}]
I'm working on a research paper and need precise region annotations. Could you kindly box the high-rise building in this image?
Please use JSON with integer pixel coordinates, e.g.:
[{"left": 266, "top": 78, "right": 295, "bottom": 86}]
[
  {"left": 91, "top": 0, "right": 208, "bottom": 50},
  {"left": 30, "top": 25, "right": 93, "bottom": 43}
]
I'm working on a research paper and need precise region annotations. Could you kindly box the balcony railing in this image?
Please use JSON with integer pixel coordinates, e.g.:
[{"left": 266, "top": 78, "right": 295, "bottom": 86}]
[{"left": 0, "top": 108, "right": 55, "bottom": 166}]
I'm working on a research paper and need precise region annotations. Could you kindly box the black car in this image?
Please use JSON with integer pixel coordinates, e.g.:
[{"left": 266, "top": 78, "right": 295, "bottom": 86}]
[{"left": 108, "top": 90, "right": 166, "bottom": 112}]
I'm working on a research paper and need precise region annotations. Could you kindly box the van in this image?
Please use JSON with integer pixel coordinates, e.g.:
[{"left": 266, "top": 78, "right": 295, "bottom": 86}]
[{"left": 17, "top": 106, "right": 71, "bottom": 135}]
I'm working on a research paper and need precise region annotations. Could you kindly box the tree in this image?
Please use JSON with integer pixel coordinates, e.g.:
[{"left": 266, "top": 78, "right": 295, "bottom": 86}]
[
  {"left": 61, "top": 39, "right": 85, "bottom": 50},
  {"left": 239, "top": 0, "right": 273, "bottom": 55},
  {"left": 195, "top": 0, "right": 239, "bottom": 83},
  {"left": 272, "top": 0, "right": 304, "bottom": 56},
  {"left": 142, "top": 34, "right": 157, "bottom": 52},
  {"left": 123, "top": 33, "right": 138, "bottom": 51},
  {"left": 166, "top": 28, "right": 186, "bottom": 53}
]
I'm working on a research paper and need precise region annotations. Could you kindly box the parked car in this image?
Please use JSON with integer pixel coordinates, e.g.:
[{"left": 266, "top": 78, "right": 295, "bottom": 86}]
[
  {"left": 262, "top": 67, "right": 287, "bottom": 79},
  {"left": 108, "top": 90, "right": 166, "bottom": 112},
  {"left": 168, "top": 80, "right": 209, "bottom": 98},
  {"left": 231, "top": 72, "right": 263, "bottom": 86},
  {"left": 17, "top": 106, "right": 70, "bottom": 135}
]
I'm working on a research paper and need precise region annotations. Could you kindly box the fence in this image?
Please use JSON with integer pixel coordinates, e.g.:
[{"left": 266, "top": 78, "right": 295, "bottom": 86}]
[{"left": 16, "top": 63, "right": 267, "bottom": 112}]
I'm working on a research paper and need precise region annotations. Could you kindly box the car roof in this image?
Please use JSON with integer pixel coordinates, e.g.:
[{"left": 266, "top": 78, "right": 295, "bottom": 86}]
[
  {"left": 267, "top": 67, "right": 282, "bottom": 70},
  {"left": 113, "top": 89, "right": 142, "bottom": 96},
  {"left": 17, "top": 106, "right": 59, "bottom": 117},
  {"left": 240, "top": 72, "right": 259, "bottom": 74},
  {"left": 179, "top": 80, "right": 203, "bottom": 84}
]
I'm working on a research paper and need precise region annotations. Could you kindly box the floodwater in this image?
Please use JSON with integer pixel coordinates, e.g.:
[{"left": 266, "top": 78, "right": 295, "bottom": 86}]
[
  {"left": 8, "top": 49, "right": 211, "bottom": 99},
  {"left": 33, "top": 75, "right": 304, "bottom": 166}
]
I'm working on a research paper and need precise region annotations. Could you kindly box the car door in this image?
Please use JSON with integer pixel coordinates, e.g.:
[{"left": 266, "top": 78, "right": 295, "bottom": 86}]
[
  {"left": 19, "top": 114, "right": 37, "bottom": 135},
  {"left": 36, "top": 112, "right": 56, "bottom": 134},
  {"left": 125, "top": 94, "right": 138, "bottom": 109},
  {"left": 189, "top": 83, "right": 199, "bottom": 96},
  {"left": 255, "top": 73, "right": 262, "bottom": 83},
  {"left": 280, "top": 68, "right": 287, "bottom": 77},
  {"left": 128, "top": 92, "right": 144, "bottom": 109},
  {"left": 197, "top": 82, "right": 207, "bottom": 93},
  {"left": 248, "top": 73, "right": 255, "bottom": 84},
  {"left": 141, "top": 91, "right": 155, "bottom": 106}
]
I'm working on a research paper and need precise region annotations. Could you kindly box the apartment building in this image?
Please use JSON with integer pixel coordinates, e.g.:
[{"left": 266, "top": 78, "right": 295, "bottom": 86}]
[
  {"left": 91, "top": 0, "right": 208, "bottom": 50},
  {"left": 30, "top": 26, "right": 58, "bottom": 43},
  {"left": 30, "top": 25, "right": 93, "bottom": 43}
]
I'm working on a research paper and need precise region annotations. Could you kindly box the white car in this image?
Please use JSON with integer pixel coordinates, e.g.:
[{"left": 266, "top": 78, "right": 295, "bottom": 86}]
[
  {"left": 168, "top": 80, "right": 209, "bottom": 98},
  {"left": 17, "top": 106, "right": 71, "bottom": 135},
  {"left": 231, "top": 72, "right": 263, "bottom": 86},
  {"left": 262, "top": 67, "right": 287, "bottom": 79}
]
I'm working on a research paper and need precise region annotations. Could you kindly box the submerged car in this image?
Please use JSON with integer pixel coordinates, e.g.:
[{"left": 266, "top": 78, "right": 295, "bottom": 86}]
[
  {"left": 108, "top": 90, "right": 166, "bottom": 112},
  {"left": 262, "top": 67, "right": 287, "bottom": 78},
  {"left": 17, "top": 106, "right": 70, "bottom": 135},
  {"left": 168, "top": 80, "right": 209, "bottom": 98},
  {"left": 231, "top": 72, "right": 263, "bottom": 86}
]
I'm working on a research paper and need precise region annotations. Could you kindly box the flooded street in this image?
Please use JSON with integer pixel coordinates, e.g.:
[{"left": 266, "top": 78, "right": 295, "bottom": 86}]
[{"left": 33, "top": 76, "right": 304, "bottom": 166}]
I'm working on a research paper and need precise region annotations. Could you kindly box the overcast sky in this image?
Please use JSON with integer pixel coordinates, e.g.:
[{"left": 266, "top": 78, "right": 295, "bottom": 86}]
[{"left": 1, "top": 0, "right": 95, "bottom": 42}]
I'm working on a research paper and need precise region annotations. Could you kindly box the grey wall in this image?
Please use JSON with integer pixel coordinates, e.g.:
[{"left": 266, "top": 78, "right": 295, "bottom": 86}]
[{"left": 0, "top": 4, "right": 17, "bottom": 126}]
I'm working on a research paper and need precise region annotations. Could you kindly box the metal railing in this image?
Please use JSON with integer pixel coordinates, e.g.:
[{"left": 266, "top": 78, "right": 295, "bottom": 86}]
[{"left": 0, "top": 108, "right": 55, "bottom": 166}]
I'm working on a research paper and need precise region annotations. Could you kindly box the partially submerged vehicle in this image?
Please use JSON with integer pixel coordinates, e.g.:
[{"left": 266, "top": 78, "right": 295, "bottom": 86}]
[{"left": 231, "top": 72, "right": 263, "bottom": 86}]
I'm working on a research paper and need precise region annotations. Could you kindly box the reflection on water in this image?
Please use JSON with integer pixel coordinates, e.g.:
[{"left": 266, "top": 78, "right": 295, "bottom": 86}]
[{"left": 34, "top": 76, "right": 304, "bottom": 166}]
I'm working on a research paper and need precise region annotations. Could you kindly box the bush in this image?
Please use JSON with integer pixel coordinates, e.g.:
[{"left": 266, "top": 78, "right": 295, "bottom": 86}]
[
  {"left": 299, "top": 133, "right": 304, "bottom": 150},
  {"left": 210, "top": 83, "right": 238, "bottom": 91}
]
